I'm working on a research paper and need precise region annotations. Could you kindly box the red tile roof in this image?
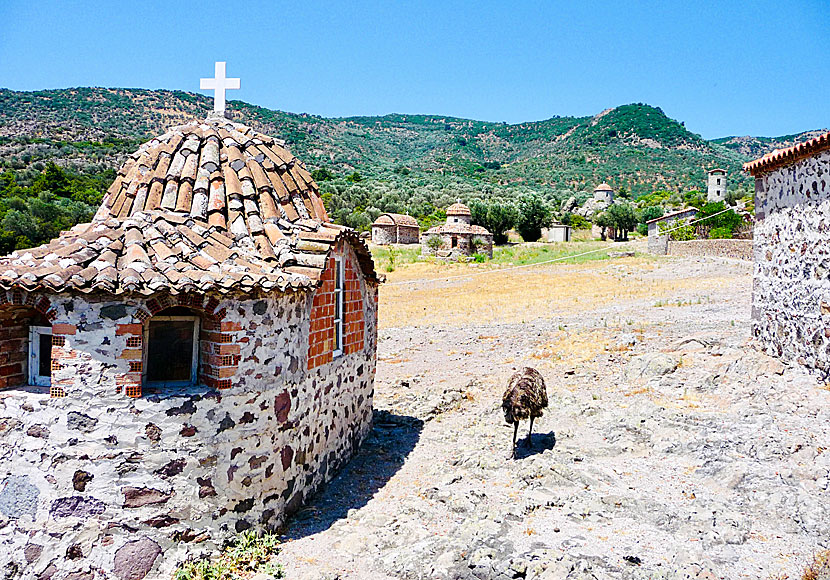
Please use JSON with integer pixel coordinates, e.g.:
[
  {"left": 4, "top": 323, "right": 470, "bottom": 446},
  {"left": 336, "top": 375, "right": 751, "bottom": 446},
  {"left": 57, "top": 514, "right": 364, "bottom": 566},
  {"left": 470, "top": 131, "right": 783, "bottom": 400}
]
[
  {"left": 446, "top": 203, "right": 472, "bottom": 216},
  {"left": 0, "top": 115, "right": 378, "bottom": 295},
  {"left": 425, "top": 224, "right": 491, "bottom": 236},
  {"left": 645, "top": 207, "right": 698, "bottom": 225},
  {"left": 372, "top": 213, "right": 419, "bottom": 228},
  {"left": 744, "top": 131, "right": 830, "bottom": 176}
]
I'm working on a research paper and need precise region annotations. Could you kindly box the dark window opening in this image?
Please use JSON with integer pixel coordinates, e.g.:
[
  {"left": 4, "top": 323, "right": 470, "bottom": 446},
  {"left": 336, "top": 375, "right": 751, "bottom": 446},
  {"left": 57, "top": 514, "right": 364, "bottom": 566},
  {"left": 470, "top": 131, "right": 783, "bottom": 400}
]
[
  {"left": 451, "top": 236, "right": 458, "bottom": 248},
  {"left": 38, "top": 333, "right": 51, "bottom": 378},
  {"left": 145, "top": 317, "right": 198, "bottom": 384}
]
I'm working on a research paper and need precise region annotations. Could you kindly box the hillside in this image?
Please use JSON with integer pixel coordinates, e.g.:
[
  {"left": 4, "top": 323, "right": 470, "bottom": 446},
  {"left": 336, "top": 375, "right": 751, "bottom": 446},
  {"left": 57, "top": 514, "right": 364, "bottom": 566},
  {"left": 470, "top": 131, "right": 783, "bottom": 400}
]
[
  {"left": 0, "top": 87, "right": 820, "bottom": 240},
  {"left": 713, "top": 130, "right": 829, "bottom": 158}
]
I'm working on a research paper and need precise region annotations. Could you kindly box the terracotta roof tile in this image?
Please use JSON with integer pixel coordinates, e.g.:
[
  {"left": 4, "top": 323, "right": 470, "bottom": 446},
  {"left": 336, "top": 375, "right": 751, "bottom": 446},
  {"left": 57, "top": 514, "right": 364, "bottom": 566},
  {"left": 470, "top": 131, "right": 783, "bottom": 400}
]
[
  {"left": 0, "top": 115, "right": 376, "bottom": 295},
  {"left": 372, "top": 213, "right": 419, "bottom": 227},
  {"left": 446, "top": 202, "right": 472, "bottom": 216},
  {"left": 744, "top": 131, "right": 830, "bottom": 175}
]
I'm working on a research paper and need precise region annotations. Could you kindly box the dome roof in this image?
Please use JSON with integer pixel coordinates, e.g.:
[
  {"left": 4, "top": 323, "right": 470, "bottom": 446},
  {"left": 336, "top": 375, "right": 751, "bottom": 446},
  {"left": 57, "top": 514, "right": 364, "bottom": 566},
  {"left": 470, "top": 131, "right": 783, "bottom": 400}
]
[
  {"left": 594, "top": 183, "right": 614, "bottom": 192},
  {"left": 446, "top": 202, "right": 472, "bottom": 216},
  {"left": 0, "top": 115, "right": 378, "bottom": 296},
  {"left": 96, "top": 115, "right": 327, "bottom": 229},
  {"left": 425, "top": 223, "right": 491, "bottom": 236},
  {"left": 372, "top": 213, "right": 419, "bottom": 228}
]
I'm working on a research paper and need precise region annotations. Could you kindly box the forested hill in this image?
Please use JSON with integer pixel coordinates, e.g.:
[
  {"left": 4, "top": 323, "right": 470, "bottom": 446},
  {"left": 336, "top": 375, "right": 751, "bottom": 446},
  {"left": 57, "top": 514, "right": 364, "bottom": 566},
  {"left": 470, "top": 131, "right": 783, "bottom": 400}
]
[{"left": 0, "top": 87, "right": 822, "bottom": 243}]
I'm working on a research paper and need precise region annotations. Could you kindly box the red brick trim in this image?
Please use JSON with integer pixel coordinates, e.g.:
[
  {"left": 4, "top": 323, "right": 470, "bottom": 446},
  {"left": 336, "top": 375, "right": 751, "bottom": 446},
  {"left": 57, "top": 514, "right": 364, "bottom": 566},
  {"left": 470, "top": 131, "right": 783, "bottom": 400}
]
[
  {"left": 307, "top": 251, "right": 365, "bottom": 369},
  {"left": 0, "top": 293, "right": 54, "bottom": 392},
  {"left": 123, "top": 294, "right": 241, "bottom": 397}
]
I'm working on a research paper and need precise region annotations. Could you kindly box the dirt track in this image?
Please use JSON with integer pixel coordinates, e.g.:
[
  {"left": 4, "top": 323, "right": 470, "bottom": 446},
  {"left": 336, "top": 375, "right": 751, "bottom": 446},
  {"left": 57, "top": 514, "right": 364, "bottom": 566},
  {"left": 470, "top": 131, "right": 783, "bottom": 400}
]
[{"left": 278, "top": 253, "right": 830, "bottom": 580}]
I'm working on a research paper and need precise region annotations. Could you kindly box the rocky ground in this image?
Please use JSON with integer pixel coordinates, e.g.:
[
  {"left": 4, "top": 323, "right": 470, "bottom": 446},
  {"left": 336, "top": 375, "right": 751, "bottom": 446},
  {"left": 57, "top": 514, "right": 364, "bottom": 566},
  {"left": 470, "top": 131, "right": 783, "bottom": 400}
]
[{"left": 277, "top": 255, "right": 830, "bottom": 580}]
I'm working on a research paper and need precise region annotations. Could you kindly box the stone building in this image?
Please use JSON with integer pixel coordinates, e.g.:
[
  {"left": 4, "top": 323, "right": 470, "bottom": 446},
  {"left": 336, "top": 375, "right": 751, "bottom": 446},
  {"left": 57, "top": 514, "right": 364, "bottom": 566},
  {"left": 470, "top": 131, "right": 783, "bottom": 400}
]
[
  {"left": 421, "top": 202, "right": 493, "bottom": 258},
  {"left": 593, "top": 183, "right": 615, "bottom": 204},
  {"left": 576, "top": 183, "right": 615, "bottom": 218},
  {"left": 745, "top": 131, "right": 830, "bottom": 368},
  {"left": 646, "top": 207, "right": 699, "bottom": 254},
  {"left": 0, "top": 114, "right": 380, "bottom": 579},
  {"left": 707, "top": 168, "right": 727, "bottom": 202},
  {"left": 546, "top": 223, "right": 572, "bottom": 243},
  {"left": 370, "top": 213, "right": 420, "bottom": 245}
]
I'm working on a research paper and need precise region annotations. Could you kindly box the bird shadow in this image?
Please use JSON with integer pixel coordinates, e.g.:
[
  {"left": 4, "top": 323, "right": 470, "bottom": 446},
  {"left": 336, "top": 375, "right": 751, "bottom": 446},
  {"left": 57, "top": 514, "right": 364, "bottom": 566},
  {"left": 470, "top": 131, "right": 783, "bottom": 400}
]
[
  {"left": 280, "top": 408, "right": 423, "bottom": 540},
  {"left": 513, "top": 430, "right": 556, "bottom": 459}
]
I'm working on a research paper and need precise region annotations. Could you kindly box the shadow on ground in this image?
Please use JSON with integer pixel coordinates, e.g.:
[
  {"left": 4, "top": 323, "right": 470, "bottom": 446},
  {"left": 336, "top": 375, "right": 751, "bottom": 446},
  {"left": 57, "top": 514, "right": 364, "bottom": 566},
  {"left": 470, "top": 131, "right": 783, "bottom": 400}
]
[
  {"left": 282, "top": 409, "right": 423, "bottom": 539},
  {"left": 513, "top": 430, "right": 556, "bottom": 460}
]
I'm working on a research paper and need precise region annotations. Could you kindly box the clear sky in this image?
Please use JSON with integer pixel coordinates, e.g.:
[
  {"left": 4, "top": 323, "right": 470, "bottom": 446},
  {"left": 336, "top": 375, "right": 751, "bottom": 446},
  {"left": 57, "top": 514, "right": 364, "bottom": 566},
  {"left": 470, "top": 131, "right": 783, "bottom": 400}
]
[{"left": 0, "top": 0, "right": 827, "bottom": 139}]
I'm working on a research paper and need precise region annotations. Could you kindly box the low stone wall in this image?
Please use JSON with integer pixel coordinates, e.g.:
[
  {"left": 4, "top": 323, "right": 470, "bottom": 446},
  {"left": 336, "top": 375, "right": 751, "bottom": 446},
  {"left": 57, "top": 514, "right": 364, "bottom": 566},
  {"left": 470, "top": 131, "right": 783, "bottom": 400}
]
[{"left": 668, "top": 239, "right": 752, "bottom": 261}]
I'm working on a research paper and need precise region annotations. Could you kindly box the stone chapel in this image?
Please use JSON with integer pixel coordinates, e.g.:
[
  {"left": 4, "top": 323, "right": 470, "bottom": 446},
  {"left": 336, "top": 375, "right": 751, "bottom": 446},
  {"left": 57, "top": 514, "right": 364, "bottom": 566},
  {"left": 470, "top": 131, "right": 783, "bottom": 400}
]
[{"left": 0, "top": 108, "right": 379, "bottom": 579}]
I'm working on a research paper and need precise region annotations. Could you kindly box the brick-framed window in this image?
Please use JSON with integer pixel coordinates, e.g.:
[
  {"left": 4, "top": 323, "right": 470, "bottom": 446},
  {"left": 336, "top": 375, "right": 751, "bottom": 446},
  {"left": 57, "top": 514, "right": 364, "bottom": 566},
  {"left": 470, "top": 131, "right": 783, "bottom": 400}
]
[
  {"left": 122, "top": 295, "right": 240, "bottom": 397},
  {"left": 143, "top": 315, "right": 200, "bottom": 388},
  {"left": 0, "top": 293, "right": 57, "bottom": 393}
]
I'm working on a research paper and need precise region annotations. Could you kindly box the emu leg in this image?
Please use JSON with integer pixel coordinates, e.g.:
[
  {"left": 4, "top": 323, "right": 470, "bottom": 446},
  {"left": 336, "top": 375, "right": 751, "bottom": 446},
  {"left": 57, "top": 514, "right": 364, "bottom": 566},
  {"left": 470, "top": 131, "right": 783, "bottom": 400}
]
[
  {"left": 526, "top": 416, "right": 535, "bottom": 448},
  {"left": 512, "top": 422, "right": 519, "bottom": 458}
]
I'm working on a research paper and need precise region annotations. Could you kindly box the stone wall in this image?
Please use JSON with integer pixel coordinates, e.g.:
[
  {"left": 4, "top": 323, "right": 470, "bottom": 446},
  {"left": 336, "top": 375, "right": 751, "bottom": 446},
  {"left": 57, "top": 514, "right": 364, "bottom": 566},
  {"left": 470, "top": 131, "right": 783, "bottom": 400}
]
[
  {"left": 396, "top": 226, "right": 420, "bottom": 245},
  {"left": 752, "top": 149, "right": 830, "bottom": 368},
  {"left": 667, "top": 239, "right": 752, "bottom": 261},
  {"left": 647, "top": 221, "right": 668, "bottom": 255},
  {"left": 420, "top": 233, "right": 493, "bottom": 259},
  {"left": 0, "top": 245, "right": 378, "bottom": 579},
  {"left": 371, "top": 224, "right": 396, "bottom": 245},
  {"left": 371, "top": 225, "right": 420, "bottom": 245}
]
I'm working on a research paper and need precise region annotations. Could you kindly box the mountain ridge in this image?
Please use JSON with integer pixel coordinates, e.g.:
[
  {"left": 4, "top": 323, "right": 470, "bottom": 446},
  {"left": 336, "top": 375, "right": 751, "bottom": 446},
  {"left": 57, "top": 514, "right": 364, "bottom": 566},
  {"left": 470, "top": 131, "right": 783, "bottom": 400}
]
[{"left": 0, "top": 87, "right": 824, "bottom": 213}]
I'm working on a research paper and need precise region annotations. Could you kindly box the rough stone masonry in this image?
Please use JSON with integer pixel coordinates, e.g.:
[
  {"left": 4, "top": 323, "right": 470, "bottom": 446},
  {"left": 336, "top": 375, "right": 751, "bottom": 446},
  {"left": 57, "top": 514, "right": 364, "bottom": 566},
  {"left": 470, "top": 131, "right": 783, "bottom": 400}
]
[
  {"left": 747, "top": 137, "right": 830, "bottom": 369},
  {"left": 0, "top": 247, "right": 378, "bottom": 579}
]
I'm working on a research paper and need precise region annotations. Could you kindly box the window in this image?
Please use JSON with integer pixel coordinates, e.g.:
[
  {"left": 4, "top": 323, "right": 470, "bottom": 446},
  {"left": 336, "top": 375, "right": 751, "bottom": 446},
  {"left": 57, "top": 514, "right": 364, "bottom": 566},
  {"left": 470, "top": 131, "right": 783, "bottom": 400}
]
[
  {"left": 144, "top": 316, "right": 199, "bottom": 387},
  {"left": 28, "top": 326, "right": 52, "bottom": 386},
  {"left": 333, "top": 257, "right": 343, "bottom": 357},
  {"left": 717, "top": 178, "right": 721, "bottom": 185},
  {"left": 451, "top": 236, "right": 458, "bottom": 248}
]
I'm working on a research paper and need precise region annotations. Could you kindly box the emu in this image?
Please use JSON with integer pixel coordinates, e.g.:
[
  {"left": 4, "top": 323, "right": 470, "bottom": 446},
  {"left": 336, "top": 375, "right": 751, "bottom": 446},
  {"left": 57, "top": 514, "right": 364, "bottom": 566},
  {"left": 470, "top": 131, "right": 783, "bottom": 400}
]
[{"left": 502, "top": 367, "right": 548, "bottom": 458}]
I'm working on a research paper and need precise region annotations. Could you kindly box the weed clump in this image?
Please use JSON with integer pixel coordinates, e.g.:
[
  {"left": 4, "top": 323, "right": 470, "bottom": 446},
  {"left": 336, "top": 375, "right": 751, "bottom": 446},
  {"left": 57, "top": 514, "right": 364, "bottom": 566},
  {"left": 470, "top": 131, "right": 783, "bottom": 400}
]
[{"left": 174, "top": 530, "right": 283, "bottom": 580}]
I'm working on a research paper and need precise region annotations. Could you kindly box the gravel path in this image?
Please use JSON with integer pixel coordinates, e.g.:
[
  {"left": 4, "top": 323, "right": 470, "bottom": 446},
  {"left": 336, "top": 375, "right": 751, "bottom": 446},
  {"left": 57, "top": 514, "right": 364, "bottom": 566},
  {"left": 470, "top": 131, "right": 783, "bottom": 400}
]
[{"left": 278, "top": 256, "right": 830, "bottom": 580}]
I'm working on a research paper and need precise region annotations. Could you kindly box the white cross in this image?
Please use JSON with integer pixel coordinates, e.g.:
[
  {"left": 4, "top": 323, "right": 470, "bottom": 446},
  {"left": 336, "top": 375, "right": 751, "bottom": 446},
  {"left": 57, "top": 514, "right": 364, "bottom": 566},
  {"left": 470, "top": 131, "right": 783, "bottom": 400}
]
[{"left": 200, "top": 62, "right": 240, "bottom": 113}]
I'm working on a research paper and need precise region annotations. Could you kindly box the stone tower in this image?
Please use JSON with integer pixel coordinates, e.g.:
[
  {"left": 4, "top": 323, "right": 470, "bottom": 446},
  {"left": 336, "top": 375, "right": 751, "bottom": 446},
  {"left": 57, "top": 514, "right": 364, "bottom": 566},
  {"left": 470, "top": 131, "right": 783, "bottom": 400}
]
[{"left": 707, "top": 169, "right": 727, "bottom": 202}]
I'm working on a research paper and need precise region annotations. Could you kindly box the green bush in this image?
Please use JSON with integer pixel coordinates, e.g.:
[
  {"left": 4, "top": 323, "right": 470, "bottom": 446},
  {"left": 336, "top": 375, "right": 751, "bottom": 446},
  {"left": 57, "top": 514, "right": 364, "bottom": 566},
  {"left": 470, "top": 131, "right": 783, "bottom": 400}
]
[
  {"left": 473, "top": 253, "right": 486, "bottom": 263},
  {"left": 173, "top": 531, "right": 283, "bottom": 580},
  {"left": 516, "top": 193, "right": 551, "bottom": 242},
  {"left": 659, "top": 219, "right": 696, "bottom": 241},
  {"left": 426, "top": 235, "right": 443, "bottom": 251},
  {"left": 709, "top": 226, "right": 733, "bottom": 239},
  {"left": 470, "top": 199, "right": 517, "bottom": 245}
]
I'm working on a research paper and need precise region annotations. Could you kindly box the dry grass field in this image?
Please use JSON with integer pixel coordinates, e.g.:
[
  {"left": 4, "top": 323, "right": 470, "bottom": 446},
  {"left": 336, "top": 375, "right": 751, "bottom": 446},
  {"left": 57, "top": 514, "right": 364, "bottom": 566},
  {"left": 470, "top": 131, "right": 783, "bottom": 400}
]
[{"left": 378, "top": 253, "right": 732, "bottom": 329}]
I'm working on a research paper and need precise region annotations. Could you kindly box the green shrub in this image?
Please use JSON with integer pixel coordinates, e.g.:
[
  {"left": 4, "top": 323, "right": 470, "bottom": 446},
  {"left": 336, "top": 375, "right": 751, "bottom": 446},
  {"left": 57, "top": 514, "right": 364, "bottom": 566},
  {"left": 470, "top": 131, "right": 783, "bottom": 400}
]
[
  {"left": 426, "top": 235, "right": 443, "bottom": 251},
  {"left": 516, "top": 193, "right": 551, "bottom": 242},
  {"left": 173, "top": 531, "right": 283, "bottom": 580},
  {"left": 473, "top": 253, "right": 486, "bottom": 263},
  {"left": 709, "top": 226, "right": 733, "bottom": 239}
]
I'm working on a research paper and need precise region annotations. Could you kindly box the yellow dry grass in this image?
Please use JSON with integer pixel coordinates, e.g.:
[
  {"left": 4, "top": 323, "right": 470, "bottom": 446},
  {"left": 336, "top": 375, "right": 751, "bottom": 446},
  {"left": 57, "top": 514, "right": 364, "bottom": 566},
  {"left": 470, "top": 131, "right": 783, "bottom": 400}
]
[
  {"left": 531, "top": 328, "right": 610, "bottom": 366},
  {"left": 379, "top": 257, "right": 734, "bottom": 329}
]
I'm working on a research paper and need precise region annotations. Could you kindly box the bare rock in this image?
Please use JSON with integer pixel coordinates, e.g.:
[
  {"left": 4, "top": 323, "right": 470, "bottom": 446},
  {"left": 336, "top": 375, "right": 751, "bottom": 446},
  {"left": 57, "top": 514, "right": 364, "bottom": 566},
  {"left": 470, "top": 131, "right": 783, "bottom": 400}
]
[
  {"left": 123, "top": 487, "right": 171, "bottom": 508},
  {"left": 50, "top": 496, "right": 106, "bottom": 518},
  {"left": 113, "top": 537, "right": 161, "bottom": 580}
]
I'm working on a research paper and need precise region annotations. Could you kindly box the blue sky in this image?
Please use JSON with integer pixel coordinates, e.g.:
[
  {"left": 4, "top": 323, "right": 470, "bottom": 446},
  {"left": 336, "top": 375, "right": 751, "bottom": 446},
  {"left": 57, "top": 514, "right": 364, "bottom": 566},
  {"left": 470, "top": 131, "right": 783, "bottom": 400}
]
[{"left": 0, "top": 0, "right": 827, "bottom": 139}]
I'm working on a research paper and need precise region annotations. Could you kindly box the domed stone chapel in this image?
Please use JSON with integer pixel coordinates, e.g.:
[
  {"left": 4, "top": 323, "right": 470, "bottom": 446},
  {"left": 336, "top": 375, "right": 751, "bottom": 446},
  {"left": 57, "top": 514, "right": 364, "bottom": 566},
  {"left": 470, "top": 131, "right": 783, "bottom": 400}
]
[{"left": 0, "top": 66, "right": 379, "bottom": 579}]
